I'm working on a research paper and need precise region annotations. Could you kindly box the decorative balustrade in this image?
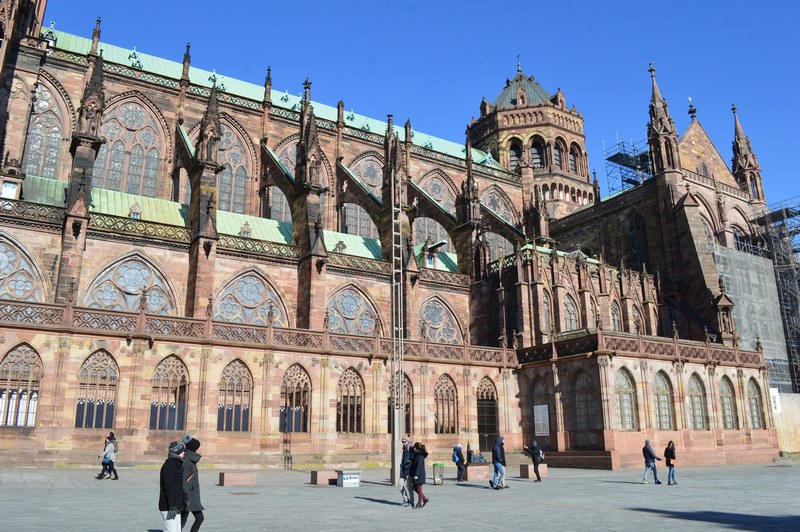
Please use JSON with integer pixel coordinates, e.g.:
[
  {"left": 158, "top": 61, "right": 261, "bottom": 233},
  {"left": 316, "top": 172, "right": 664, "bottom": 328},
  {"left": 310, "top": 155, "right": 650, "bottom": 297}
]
[
  {"left": 145, "top": 316, "right": 204, "bottom": 338},
  {"left": 212, "top": 323, "right": 266, "bottom": 344},
  {"left": 217, "top": 235, "right": 300, "bottom": 259},
  {"left": 0, "top": 301, "right": 63, "bottom": 325},
  {"left": 89, "top": 213, "right": 192, "bottom": 242},
  {"left": 326, "top": 253, "right": 392, "bottom": 276},
  {"left": 274, "top": 329, "right": 324, "bottom": 350},
  {"left": 418, "top": 268, "right": 470, "bottom": 288},
  {"left": 682, "top": 169, "right": 750, "bottom": 200},
  {"left": 0, "top": 198, "right": 64, "bottom": 225},
  {"left": 72, "top": 308, "right": 137, "bottom": 332}
]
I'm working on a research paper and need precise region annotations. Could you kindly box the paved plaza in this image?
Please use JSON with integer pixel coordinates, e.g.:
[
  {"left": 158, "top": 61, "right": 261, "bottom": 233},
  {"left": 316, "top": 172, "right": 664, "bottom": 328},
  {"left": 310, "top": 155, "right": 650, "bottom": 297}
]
[{"left": 1, "top": 459, "right": 798, "bottom": 531}]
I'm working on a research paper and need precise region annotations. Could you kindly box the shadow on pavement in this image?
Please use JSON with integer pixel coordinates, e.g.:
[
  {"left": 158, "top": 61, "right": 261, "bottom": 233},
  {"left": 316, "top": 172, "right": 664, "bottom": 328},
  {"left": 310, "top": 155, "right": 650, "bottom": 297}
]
[
  {"left": 630, "top": 508, "right": 800, "bottom": 530},
  {"left": 355, "top": 496, "right": 403, "bottom": 506}
]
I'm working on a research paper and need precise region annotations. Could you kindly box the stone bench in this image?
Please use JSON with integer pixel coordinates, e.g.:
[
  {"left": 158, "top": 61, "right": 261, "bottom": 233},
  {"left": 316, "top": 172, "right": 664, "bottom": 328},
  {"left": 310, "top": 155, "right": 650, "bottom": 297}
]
[
  {"left": 218, "top": 471, "right": 257, "bottom": 486},
  {"left": 464, "top": 462, "right": 492, "bottom": 481},
  {"left": 335, "top": 469, "right": 362, "bottom": 487},
  {"left": 519, "top": 463, "right": 549, "bottom": 479},
  {"left": 310, "top": 470, "right": 338, "bottom": 485}
]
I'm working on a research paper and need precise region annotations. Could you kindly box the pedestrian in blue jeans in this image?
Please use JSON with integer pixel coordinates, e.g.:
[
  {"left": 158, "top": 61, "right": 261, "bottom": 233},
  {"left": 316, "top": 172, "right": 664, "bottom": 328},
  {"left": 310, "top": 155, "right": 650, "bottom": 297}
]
[
  {"left": 664, "top": 440, "right": 677, "bottom": 485},
  {"left": 490, "top": 436, "right": 507, "bottom": 489},
  {"left": 642, "top": 439, "right": 662, "bottom": 484}
]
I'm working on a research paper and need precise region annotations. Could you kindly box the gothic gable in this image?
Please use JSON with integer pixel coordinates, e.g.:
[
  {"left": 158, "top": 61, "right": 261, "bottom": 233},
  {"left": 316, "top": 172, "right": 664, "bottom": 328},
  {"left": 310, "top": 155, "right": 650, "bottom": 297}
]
[{"left": 678, "top": 120, "right": 738, "bottom": 188}]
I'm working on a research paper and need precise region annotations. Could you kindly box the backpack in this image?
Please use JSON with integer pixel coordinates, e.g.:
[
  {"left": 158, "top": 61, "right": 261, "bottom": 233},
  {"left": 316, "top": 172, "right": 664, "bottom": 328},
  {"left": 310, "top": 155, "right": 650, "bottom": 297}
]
[
  {"left": 113, "top": 440, "right": 119, "bottom": 453},
  {"left": 537, "top": 448, "right": 544, "bottom": 461},
  {"left": 452, "top": 450, "right": 459, "bottom": 463}
]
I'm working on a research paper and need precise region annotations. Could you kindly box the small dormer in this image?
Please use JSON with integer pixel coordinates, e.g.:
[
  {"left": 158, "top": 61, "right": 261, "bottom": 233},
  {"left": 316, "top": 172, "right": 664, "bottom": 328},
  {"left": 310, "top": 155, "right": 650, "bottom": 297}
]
[
  {"left": 550, "top": 88, "right": 566, "bottom": 108},
  {"left": 239, "top": 221, "right": 252, "bottom": 238},
  {"left": 334, "top": 240, "right": 347, "bottom": 253},
  {"left": 0, "top": 174, "right": 23, "bottom": 200},
  {"left": 129, "top": 202, "right": 142, "bottom": 220},
  {"left": 516, "top": 85, "right": 526, "bottom": 106}
]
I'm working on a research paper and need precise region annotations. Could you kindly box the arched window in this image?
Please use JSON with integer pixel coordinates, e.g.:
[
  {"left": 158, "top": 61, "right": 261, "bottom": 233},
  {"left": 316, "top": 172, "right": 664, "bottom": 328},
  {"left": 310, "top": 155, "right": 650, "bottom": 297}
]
[
  {"left": 484, "top": 232, "right": 514, "bottom": 262},
  {"left": 632, "top": 307, "right": 644, "bottom": 334},
  {"left": 697, "top": 162, "right": 709, "bottom": 177},
  {"left": 75, "top": 350, "right": 118, "bottom": 429},
  {"left": 653, "top": 371, "right": 673, "bottom": 430},
  {"left": 541, "top": 291, "right": 552, "bottom": 342},
  {"left": 569, "top": 146, "right": 579, "bottom": 174},
  {"left": 614, "top": 369, "right": 637, "bottom": 431},
  {"left": 628, "top": 212, "right": 649, "bottom": 271},
  {"left": 350, "top": 155, "right": 383, "bottom": 197},
  {"left": 214, "top": 272, "right": 288, "bottom": 326},
  {"left": 269, "top": 186, "right": 292, "bottom": 224},
  {"left": 388, "top": 372, "right": 413, "bottom": 435},
  {"left": 687, "top": 374, "right": 707, "bottom": 430},
  {"left": 82, "top": 255, "right": 176, "bottom": 315},
  {"left": 326, "top": 287, "right": 379, "bottom": 336},
  {"left": 611, "top": 302, "right": 622, "bottom": 332},
  {"left": 477, "top": 377, "right": 499, "bottom": 452},
  {"left": 532, "top": 379, "right": 550, "bottom": 443},
  {"left": 414, "top": 218, "right": 454, "bottom": 254},
  {"left": 553, "top": 142, "right": 565, "bottom": 170},
  {"left": 0, "top": 344, "right": 42, "bottom": 427},
  {"left": 509, "top": 141, "right": 522, "bottom": 171},
  {"left": 434, "top": 374, "right": 458, "bottom": 434},
  {"left": 719, "top": 376, "right": 738, "bottom": 429},
  {"left": 216, "top": 124, "right": 250, "bottom": 213},
  {"left": 530, "top": 139, "right": 545, "bottom": 168},
  {"left": 747, "top": 378, "right": 764, "bottom": 429},
  {"left": 702, "top": 219, "right": 716, "bottom": 246},
  {"left": 419, "top": 172, "right": 457, "bottom": 214},
  {"left": 563, "top": 295, "right": 579, "bottom": 331},
  {"left": 280, "top": 364, "right": 311, "bottom": 433},
  {"left": 22, "top": 84, "right": 65, "bottom": 179},
  {"left": 573, "top": 372, "right": 595, "bottom": 446},
  {"left": 733, "top": 227, "right": 748, "bottom": 252},
  {"left": 420, "top": 298, "right": 462, "bottom": 344},
  {"left": 337, "top": 368, "right": 364, "bottom": 433},
  {"left": 217, "top": 359, "right": 252, "bottom": 432},
  {"left": 93, "top": 101, "right": 163, "bottom": 196},
  {"left": 0, "top": 237, "right": 46, "bottom": 302},
  {"left": 149, "top": 355, "right": 189, "bottom": 431},
  {"left": 342, "top": 203, "right": 379, "bottom": 239}
]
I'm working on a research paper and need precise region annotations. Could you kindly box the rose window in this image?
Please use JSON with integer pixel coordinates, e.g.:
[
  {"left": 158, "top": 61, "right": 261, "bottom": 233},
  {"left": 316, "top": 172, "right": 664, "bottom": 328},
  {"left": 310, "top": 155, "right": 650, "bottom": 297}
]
[
  {"left": 420, "top": 298, "right": 461, "bottom": 344},
  {"left": 326, "top": 288, "right": 379, "bottom": 336},
  {"left": 83, "top": 257, "right": 175, "bottom": 314},
  {"left": 0, "top": 240, "right": 44, "bottom": 303},
  {"left": 214, "top": 273, "right": 286, "bottom": 326}
]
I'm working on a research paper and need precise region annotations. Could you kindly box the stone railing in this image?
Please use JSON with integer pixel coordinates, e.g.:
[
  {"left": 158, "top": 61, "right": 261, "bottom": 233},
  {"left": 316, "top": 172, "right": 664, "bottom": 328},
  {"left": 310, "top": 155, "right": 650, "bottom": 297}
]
[
  {"left": 417, "top": 268, "right": 471, "bottom": 289},
  {"left": 0, "top": 300, "right": 508, "bottom": 366},
  {"left": 217, "top": 235, "right": 300, "bottom": 259},
  {"left": 682, "top": 169, "right": 750, "bottom": 201},
  {"left": 89, "top": 213, "right": 192, "bottom": 243},
  {"left": 0, "top": 198, "right": 65, "bottom": 226},
  {"left": 326, "top": 253, "right": 392, "bottom": 276}
]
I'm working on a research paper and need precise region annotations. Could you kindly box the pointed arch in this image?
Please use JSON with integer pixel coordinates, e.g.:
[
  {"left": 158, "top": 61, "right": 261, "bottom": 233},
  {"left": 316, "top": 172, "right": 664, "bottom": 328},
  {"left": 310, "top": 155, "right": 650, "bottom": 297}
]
[
  {"left": 614, "top": 368, "right": 637, "bottom": 431},
  {"left": 214, "top": 268, "right": 290, "bottom": 327},
  {"left": 747, "top": 378, "right": 764, "bottom": 429},
  {"left": 149, "top": 355, "right": 189, "bottom": 431},
  {"left": 337, "top": 367, "right": 365, "bottom": 433},
  {"left": 413, "top": 217, "right": 454, "bottom": 254},
  {"left": 93, "top": 92, "right": 172, "bottom": 196},
  {"left": 562, "top": 294, "right": 580, "bottom": 331},
  {"left": 0, "top": 342, "right": 43, "bottom": 427},
  {"left": 326, "top": 284, "right": 383, "bottom": 336},
  {"left": 348, "top": 151, "right": 384, "bottom": 197},
  {"left": 573, "top": 370, "right": 596, "bottom": 445},
  {"left": 434, "top": 373, "right": 458, "bottom": 434},
  {"left": 653, "top": 371, "right": 674, "bottom": 430},
  {"left": 610, "top": 301, "right": 622, "bottom": 331},
  {"left": 719, "top": 375, "right": 738, "bottom": 429},
  {"left": 687, "top": 373, "right": 707, "bottom": 430},
  {"left": 418, "top": 169, "right": 458, "bottom": 215},
  {"left": 626, "top": 210, "right": 649, "bottom": 271},
  {"left": 420, "top": 296, "right": 463, "bottom": 344},
  {"left": 21, "top": 77, "right": 71, "bottom": 179},
  {"left": 541, "top": 290, "right": 552, "bottom": 342},
  {"left": 477, "top": 376, "right": 499, "bottom": 451},
  {"left": 75, "top": 349, "right": 119, "bottom": 429},
  {"left": 0, "top": 231, "right": 49, "bottom": 302},
  {"left": 342, "top": 202, "right": 379, "bottom": 239},
  {"left": 217, "top": 359, "right": 253, "bottom": 432},
  {"left": 388, "top": 371, "right": 413, "bottom": 434},
  {"left": 481, "top": 184, "right": 520, "bottom": 223},
  {"left": 281, "top": 363, "right": 311, "bottom": 433},
  {"left": 81, "top": 252, "right": 178, "bottom": 315}
]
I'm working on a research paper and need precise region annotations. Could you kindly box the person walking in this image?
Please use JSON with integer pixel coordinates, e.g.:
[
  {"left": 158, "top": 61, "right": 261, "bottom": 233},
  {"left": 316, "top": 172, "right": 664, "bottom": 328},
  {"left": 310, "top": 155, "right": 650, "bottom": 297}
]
[
  {"left": 411, "top": 441, "right": 430, "bottom": 508},
  {"left": 159, "top": 441, "right": 186, "bottom": 532},
  {"left": 523, "top": 440, "right": 543, "bottom": 482},
  {"left": 491, "top": 436, "right": 508, "bottom": 489},
  {"left": 452, "top": 444, "right": 466, "bottom": 482},
  {"left": 181, "top": 437, "right": 205, "bottom": 532},
  {"left": 96, "top": 432, "right": 118, "bottom": 480},
  {"left": 664, "top": 440, "right": 677, "bottom": 485},
  {"left": 399, "top": 436, "right": 415, "bottom": 507},
  {"left": 642, "top": 439, "right": 662, "bottom": 485}
]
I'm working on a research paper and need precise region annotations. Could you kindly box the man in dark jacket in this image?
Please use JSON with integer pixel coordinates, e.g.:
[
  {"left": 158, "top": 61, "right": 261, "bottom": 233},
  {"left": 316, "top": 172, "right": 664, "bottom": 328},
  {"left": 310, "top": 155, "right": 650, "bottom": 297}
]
[
  {"left": 523, "top": 440, "right": 543, "bottom": 482},
  {"left": 642, "top": 439, "right": 662, "bottom": 485},
  {"left": 159, "top": 441, "right": 186, "bottom": 532},
  {"left": 181, "top": 437, "right": 204, "bottom": 532},
  {"left": 399, "top": 436, "right": 415, "bottom": 507},
  {"left": 490, "top": 436, "right": 507, "bottom": 489},
  {"left": 453, "top": 444, "right": 466, "bottom": 482}
]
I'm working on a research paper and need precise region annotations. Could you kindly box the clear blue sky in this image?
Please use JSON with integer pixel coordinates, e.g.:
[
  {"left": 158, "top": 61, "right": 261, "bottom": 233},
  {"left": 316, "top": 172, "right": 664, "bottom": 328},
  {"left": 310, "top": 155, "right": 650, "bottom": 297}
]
[{"left": 45, "top": 1, "right": 798, "bottom": 205}]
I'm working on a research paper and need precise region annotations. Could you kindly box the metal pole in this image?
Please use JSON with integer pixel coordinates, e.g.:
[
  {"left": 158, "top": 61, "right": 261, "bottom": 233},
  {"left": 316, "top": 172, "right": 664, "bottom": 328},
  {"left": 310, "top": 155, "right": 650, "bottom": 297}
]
[{"left": 389, "top": 154, "right": 405, "bottom": 485}]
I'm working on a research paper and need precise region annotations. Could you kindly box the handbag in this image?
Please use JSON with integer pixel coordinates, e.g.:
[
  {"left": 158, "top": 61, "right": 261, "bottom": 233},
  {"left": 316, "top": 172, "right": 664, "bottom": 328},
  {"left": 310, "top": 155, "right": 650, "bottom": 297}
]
[
  {"left": 102, "top": 457, "right": 111, "bottom": 465},
  {"left": 670, "top": 459, "right": 676, "bottom": 466}
]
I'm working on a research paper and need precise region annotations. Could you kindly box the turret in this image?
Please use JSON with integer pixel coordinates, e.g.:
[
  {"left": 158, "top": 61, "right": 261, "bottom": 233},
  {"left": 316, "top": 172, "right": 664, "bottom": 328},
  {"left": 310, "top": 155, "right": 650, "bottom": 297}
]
[
  {"left": 646, "top": 63, "right": 681, "bottom": 174},
  {"left": 731, "top": 105, "right": 765, "bottom": 202}
]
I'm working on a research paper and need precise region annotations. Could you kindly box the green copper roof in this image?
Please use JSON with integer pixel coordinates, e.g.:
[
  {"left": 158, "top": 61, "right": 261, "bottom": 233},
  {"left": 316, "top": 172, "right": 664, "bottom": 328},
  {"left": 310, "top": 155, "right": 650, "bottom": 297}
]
[
  {"left": 492, "top": 71, "right": 551, "bottom": 108},
  {"left": 22, "top": 175, "right": 65, "bottom": 206},
  {"left": 91, "top": 187, "right": 188, "bottom": 225},
  {"left": 326, "top": 230, "right": 382, "bottom": 260},
  {"left": 217, "top": 210, "right": 292, "bottom": 243},
  {"left": 413, "top": 243, "right": 458, "bottom": 272},
  {"left": 50, "top": 28, "right": 506, "bottom": 172}
]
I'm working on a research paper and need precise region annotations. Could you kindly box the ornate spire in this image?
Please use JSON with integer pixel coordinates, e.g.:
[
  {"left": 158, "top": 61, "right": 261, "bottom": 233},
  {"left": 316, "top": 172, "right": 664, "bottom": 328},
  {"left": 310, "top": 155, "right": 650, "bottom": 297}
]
[
  {"left": 731, "top": 104, "right": 763, "bottom": 200},
  {"left": 90, "top": 17, "right": 101, "bottom": 55},
  {"left": 688, "top": 97, "right": 697, "bottom": 121},
  {"left": 302, "top": 77, "right": 311, "bottom": 108},
  {"left": 181, "top": 42, "right": 191, "bottom": 80},
  {"left": 264, "top": 66, "right": 272, "bottom": 105},
  {"left": 646, "top": 63, "right": 680, "bottom": 173},
  {"left": 196, "top": 83, "right": 221, "bottom": 162},
  {"left": 77, "top": 51, "right": 105, "bottom": 136},
  {"left": 647, "top": 63, "right": 676, "bottom": 135}
]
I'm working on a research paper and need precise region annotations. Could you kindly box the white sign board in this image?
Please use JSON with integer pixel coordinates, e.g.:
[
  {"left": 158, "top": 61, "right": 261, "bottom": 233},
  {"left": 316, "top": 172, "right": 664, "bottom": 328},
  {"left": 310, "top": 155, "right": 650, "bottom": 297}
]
[
  {"left": 533, "top": 404, "right": 549, "bottom": 437},
  {"left": 769, "top": 387, "right": 781, "bottom": 414}
]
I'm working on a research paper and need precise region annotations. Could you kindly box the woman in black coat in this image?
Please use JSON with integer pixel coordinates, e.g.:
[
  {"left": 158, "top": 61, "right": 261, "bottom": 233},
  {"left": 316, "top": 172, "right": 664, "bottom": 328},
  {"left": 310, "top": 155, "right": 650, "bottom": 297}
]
[
  {"left": 181, "top": 437, "right": 205, "bottom": 532},
  {"left": 411, "top": 442, "right": 430, "bottom": 508},
  {"left": 664, "top": 440, "right": 677, "bottom": 485}
]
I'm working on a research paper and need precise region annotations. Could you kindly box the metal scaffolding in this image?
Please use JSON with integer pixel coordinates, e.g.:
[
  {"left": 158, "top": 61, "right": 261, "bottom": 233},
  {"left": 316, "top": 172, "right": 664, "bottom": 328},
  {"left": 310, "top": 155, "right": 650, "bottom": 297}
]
[
  {"left": 752, "top": 196, "right": 800, "bottom": 393},
  {"left": 603, "top": 137, "right": 652, "bottom": 196}
]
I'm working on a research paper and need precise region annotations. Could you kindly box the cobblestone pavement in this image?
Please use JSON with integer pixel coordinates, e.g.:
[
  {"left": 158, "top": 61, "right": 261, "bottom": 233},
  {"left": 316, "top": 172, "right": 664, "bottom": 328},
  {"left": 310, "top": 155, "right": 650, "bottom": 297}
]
[{"left": 1, "top": 461, "right": 798, "bottom": 531}]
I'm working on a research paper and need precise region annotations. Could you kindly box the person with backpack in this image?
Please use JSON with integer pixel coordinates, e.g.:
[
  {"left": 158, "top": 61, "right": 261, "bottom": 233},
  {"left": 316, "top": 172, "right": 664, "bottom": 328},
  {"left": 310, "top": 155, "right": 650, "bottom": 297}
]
[
  {"left": 523, "top": 440, "right": 544, "bottom": 482},
  {"left": 452, "top": 443, "right": 466, "bottom": 482}
]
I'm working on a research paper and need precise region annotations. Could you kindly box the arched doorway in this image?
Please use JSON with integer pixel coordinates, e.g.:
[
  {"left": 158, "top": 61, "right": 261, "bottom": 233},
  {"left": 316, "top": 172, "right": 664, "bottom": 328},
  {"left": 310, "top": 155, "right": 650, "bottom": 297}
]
[{"left": 477, "top": 377, "right": 498, "bottom": 453}]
